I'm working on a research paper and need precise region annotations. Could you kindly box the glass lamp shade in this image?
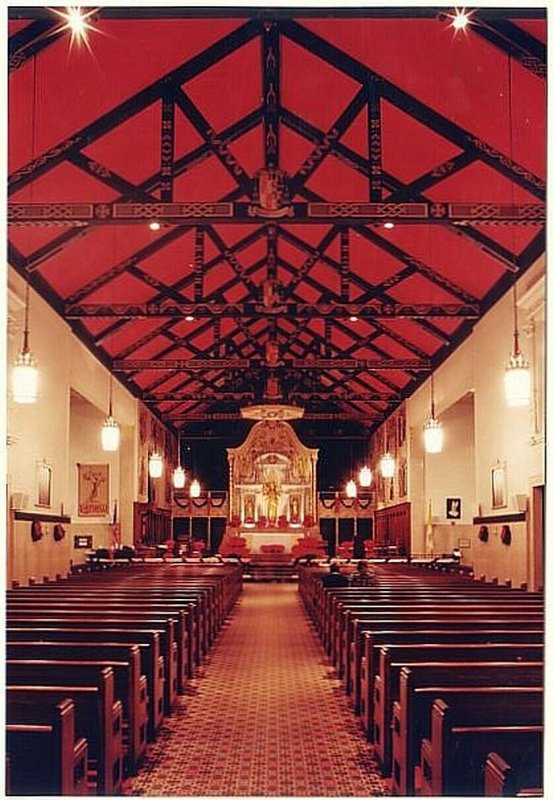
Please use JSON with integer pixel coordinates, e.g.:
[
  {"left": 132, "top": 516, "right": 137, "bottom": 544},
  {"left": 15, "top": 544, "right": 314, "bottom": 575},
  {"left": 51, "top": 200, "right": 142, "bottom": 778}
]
[
  {"left": 172, "top": 465, "right": 186, "bottom": 489},
  {"left": 504, "top": 353, "right": 531, "bottom": 407},
  {"left": 358, "top": 465, "right": 373, "bottom": 488},
  {"left": 380, "top": 452, "right": 395, "bottom": 478},
  {"left": 149, "top": 452, "right": 164, "bottom": 478},
  {"left": 423, "top": 416, "right": 444, "bottom": 454},
  {"left": 101, "top": 416, "right": 120, "bottom": 451},
  {"left": 189, "top": 478, "right": 201, "bottom": 498},
  {"left": 12, "top": 351, "right": 39, "bottom": 404},
  {"left": 346, "top": 479, "right": 357, "bottom": 498}
]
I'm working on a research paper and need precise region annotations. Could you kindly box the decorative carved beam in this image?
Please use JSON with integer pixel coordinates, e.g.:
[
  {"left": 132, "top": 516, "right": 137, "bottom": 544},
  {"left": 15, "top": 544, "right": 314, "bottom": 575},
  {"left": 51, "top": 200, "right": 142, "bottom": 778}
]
[
  {"left": 8, "top": 20, "right": 260, "bottom": 194},
  {"left": 280, "top": 20, "right": 545, "bottom": 199},
  {"left": 470, "top": 17, "right": 546, "bottom": 79},
  {"left": 143, "top": 389, "right": 397, "bottom": 402},
  {"left": 194, "top": 227, "right": 204, "bottom": 302},
  {"left": 64, "top": 299, "right": 480, "bottom": 319},
  {"left": 367, "top": 76, "right": 383, "bottom": 202},
  {"left": 113, "top": 357, "right": 430, "bottom": 371},
  {"left": 9, "top": 200, "right": 545, "bottom": 226},
  {"left": 340, "top": 229, "right": 350, "bottom": 301},
  {"left": 8, "top": 19, "right": 64, "bottom": 72},
  {"left": 164, "top": 411, "right": 377, "bottom": 422},
  {"left": 160, "top": 91, "right": 175, "bottom": 202},
  {"left": 174, "top": 88, "right": 253, "bottom": 196},
  {"left": 262, "top": 20, "right": 280, "bottom": 169}
]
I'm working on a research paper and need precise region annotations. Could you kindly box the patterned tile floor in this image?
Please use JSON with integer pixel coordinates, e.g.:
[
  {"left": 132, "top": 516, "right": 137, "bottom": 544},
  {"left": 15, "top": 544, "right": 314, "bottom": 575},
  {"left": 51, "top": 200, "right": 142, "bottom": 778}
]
[{"left": 129, "top": 584, "right": 390, "bottom": 797}]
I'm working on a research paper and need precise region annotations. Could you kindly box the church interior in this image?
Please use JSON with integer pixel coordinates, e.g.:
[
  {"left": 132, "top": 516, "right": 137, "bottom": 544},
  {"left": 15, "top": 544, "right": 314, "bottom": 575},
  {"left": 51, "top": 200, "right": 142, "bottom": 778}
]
[{"left": 5, "top": 4, "right": 546, "bottom": 797}]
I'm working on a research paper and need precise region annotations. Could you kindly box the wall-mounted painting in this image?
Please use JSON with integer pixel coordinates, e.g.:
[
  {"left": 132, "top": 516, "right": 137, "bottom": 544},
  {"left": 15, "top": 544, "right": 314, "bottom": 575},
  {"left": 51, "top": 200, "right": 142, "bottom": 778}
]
[
  {"left": 36, "top": 461, "right": 52, "bottom": 508},
  {"left": 78, "top": 463, "right": 109, "bottom": 516},
  {"left": 446, "top": 497, "right": 461, "bottom": 519}
]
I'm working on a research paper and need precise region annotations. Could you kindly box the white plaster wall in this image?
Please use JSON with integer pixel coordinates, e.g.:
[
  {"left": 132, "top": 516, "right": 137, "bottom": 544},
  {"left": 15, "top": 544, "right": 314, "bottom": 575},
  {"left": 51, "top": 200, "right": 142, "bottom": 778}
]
[
  {"left": 6, "top": 269, "right": 139, "bottom": 584},
  {"left": 403, "top": 257, "right": 545, "bottom": 587}
]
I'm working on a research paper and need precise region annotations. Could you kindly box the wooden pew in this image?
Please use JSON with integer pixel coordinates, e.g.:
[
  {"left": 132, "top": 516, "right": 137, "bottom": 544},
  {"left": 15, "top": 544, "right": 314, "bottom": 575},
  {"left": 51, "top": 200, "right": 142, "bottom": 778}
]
[
  {"left": 484, "top": 750, "right": 543, "bottom": 797},
  {"left": 7, "top": 639, "right": 161, "bottom": 743},
  {"left": 6, "top": 615, "right": 178, "bottom": 713},
  {"left": 355, "top": 618, "right": 543, "bottom": 736},
  {"left": 6, "top": 627, "right": 165, "bottom": 739},
  {"left": 6, "top": 599, "right": 191, "bottom": 688},
  {"left": 342, "top": 596, "right": 543, "bottom": 688},
  {"left": 374, "top": 644, "right": 543, "bottom": 775},
  {"left": 392, "top": 673, "right": 543, "bottom": 795},
  {"left": 420, "top": 696, "right": 543, "bottom": 796},
  {"left": 7, "top": 666, "right": 121, "bottom": 795},
  {"left": 336, "top": 603, "right": 543, "bottom": 677},
  {"left": 6, "top": 658, "right": 147, "bottom": 776},
  {"left": 355, "top": 627, "right": 542, "bottom": 718},
  {"left": 6, "top": 697, "right": 88, "bottom": 796}
]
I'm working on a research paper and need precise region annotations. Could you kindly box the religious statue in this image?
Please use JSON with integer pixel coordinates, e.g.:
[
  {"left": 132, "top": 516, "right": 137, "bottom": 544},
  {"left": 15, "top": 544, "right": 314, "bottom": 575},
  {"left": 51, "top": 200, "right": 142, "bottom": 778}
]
[
  {"left": 263, "top": 480, "right": 280, "bottom": 524},
  {"left": 244, "top": 495, "right": 255, "bottom": 522}
]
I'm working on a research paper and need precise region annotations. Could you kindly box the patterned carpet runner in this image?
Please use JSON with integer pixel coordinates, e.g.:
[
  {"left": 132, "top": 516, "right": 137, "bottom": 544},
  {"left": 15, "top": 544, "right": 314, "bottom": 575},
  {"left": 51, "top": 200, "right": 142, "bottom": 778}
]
[{"left": 130, "top": 583, "right": 389, "bottom": 797}]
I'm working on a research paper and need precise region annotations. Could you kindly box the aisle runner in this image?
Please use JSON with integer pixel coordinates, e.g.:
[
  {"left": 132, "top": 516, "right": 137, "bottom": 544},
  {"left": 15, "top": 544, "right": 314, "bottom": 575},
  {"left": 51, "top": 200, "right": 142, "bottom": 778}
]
[{"left": 131, "top": 584, "right": 389, "bottom": 796}]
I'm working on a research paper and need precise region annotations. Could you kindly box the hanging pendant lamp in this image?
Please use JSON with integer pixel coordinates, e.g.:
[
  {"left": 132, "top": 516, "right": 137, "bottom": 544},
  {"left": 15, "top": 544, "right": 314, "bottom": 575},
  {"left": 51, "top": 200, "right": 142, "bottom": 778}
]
[
  {"left": 346, "top": 479, "right": 357, "bottom": 498},
  {"left": 358, "top": 464, "right": 373, "bottom": 488},
  {"left": 101, "top": 376, "right": 120, "bottom": 451},
  {"left": 149, "top": 452, "right": 163, "bottom": 479},
  {"left": 380, "top": 423, "right": 395, "bottom": 478},
  {"left": 423, "top": 374, "right": 444, "bottom": 454},
  {"left": 12, "top": 283, "right": 39, "bottom": 404},
  {"left": 173, "top": 430, "right": 186, "bottom": 489},
  {"left": 504, "top": 285, "right": 531, "bottom": 407},
  {"left": 189, "top": 478, "right": 201, "bottom": 498}
]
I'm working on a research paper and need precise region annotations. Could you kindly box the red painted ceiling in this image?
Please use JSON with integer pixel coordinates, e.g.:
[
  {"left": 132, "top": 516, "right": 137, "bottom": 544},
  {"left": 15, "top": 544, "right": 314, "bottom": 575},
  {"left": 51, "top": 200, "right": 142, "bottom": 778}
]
[{"left": 7, "top": 7, "right": 546, "bottom": 432}]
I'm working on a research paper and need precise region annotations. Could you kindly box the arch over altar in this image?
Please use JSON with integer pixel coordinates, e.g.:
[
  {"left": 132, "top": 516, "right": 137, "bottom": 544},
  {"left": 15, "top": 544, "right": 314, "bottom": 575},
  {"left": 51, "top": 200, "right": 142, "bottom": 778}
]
[{"left": 227, "top": 420, "right": 318, "bottom": 534}]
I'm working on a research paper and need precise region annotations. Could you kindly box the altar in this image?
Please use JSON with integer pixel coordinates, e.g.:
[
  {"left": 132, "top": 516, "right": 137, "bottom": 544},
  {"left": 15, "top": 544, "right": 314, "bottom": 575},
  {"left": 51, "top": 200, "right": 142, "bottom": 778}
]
[
  {"left": 241, "top": 529, "right": 304, "bottom": 554},
  {"left": 227, "top": 417, "right": 318, "bottom": 529}
]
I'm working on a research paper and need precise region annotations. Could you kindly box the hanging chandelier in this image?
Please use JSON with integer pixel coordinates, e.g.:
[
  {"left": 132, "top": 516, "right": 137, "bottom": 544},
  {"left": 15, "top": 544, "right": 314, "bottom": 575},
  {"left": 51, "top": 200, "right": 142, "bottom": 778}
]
[
  {"left": 423, "top": 374, "right": 444, "bottom": 454},
  {"left": 149, "top": 452, "right": 163, "bottom": 479},
  {"left": 12, "top": 283, "right": 39, "bottom": 404},
  {"left": 173, "top": 430, "right": 186, "bottom": 489},
  {"left": 358, "top": 464, "right": 373, "bottom": 488},
  {"left": 504, "top": 284, "right": 531, "bottom": 407},
  {"left": 101, "top": 376, "right": 120, "bottom": 451}
]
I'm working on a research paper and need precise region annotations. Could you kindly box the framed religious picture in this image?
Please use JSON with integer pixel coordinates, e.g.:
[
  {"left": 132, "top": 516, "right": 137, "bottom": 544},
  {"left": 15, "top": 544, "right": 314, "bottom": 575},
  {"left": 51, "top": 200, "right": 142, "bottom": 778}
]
[
  {"left": 492, "top": 465, "right": 507, "bottom": 509},
  {"left": 446, "top": 497, "right": 461, "bottom": 519},
  {"left": 78, "top": 463, "right": 109, "bottom": 516},
  {"left": 36, "top": 461, "right": 52, "bottom": 508}
]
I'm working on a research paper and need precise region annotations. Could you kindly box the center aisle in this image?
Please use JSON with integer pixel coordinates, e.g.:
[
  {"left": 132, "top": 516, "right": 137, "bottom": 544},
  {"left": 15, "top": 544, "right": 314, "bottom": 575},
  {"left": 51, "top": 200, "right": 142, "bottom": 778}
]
[{"left": 130, "top": 583, "right": 388, "bottom": 797}]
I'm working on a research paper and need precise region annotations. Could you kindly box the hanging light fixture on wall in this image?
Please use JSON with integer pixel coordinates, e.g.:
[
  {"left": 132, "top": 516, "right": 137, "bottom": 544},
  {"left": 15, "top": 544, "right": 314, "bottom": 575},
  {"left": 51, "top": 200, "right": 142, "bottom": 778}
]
[
  {"left": 101, "top": 375, "right": 120, "bottom": 451},
  {"left": 189, "top": 478, "right": 201, "bottom": 498},
  {"left": 12, "top": 282, "right": 39, "bottom": 404},
  {"left": 172, "top": 430, "right": 186, "bottom": 489},
  {"left": 504, "top": 284, "right": 531, "bottom": 407},
  {"left": 423, "top": 373, "right": 444, "bottom": 453},
  {"left": 380, "top": 422, "right": 395, "bottom": 478},
  {"left": 358, "top": 464, "right": 373, "bottom": 488},
  {"left": 149, "top": 451, "right": 163, "bottom": 479},
  {"left": 345, "top": 479, "right": 357, "bottom": 498}
]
